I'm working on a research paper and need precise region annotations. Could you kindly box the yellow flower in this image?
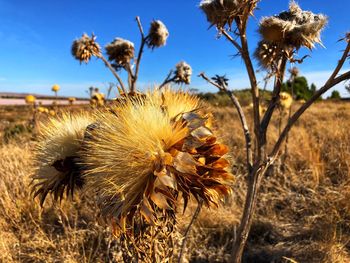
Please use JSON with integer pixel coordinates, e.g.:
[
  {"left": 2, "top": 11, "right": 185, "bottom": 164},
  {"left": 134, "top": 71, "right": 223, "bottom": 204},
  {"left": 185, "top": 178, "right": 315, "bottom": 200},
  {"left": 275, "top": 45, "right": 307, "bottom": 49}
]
[
  {"left": 25, "top": 95, "right": 36, "bottom": 104},
  {"left": 52, "top": 84, "right": 60, "bottom": 92},
  {"left": 280, "top": 92, "right": 293, "bottom": 109}
]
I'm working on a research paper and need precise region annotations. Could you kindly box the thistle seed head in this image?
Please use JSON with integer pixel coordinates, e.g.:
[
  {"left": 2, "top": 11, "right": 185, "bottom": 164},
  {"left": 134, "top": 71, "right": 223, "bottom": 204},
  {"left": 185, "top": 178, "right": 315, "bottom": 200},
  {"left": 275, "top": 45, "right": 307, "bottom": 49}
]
[
  {"left": 147, "top": 20, "right": 169, "bottom": 49},
  {"left": 105, "top": 38, "right": 135, "bottom": 68},
  {"left": 71, "top": 33, "right": 101, "bottom": 63},
  {"left": 32, "top": 113, "right": 95, "bottom": 206},
  {"left": 259, "top": 1, "right": 327, "bottom": 49},
  {"left": 174, "top": 61, "right": 192, "bottom": 84},
  {"left": 200, "top": 0, "right": 259, "bottom": 28}
]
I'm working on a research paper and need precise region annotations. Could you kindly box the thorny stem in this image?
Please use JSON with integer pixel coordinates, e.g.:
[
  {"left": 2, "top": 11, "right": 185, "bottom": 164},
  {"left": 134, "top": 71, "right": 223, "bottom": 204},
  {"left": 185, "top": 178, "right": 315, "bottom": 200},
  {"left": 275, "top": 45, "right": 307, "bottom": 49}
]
[
  {"left": 199, "top": 72, "right": 253, "bottom": 172},
  {"left": 99, "top": 55, "right": 127, "bottom": 94},
  {"left": 132, "top": 16, "right": 148, "bottom": 94},
  {"left": 177, "top": 200, "right": 203, "bottom": 263},
  {"left": 260, "top": 55, "right": 288, "bottom": 148}
]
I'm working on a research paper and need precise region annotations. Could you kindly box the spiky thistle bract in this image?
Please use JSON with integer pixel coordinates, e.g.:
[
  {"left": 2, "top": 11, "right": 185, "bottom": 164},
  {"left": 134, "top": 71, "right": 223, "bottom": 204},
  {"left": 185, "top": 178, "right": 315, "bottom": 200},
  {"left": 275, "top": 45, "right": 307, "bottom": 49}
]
[{"left": 32, "top": 112, "right": 94, "bottom": 205}]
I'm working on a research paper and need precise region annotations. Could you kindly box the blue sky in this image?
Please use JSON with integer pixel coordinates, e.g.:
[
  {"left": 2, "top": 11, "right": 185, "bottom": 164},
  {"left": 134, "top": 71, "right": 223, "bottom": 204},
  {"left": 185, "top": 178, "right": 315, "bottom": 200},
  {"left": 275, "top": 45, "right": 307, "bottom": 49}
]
[{"left": 0, "top": 0, "right": 349, "bottom": 98}]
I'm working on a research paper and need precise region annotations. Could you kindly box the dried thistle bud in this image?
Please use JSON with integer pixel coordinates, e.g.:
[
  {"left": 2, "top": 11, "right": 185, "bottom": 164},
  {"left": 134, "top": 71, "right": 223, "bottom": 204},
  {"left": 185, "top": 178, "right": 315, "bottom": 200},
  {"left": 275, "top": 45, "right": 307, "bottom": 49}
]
[
  {"left": 105, "top": 38, "right": 135, "bottom": 68},
  {"left": 25, "top": 95, "right": 36, "bottom": 104},
  {"left": 200, "top": 0, "right": 259, "bottom": 28},
  {"left": 147, "top": 20, "right": 169, "bottom": 48},
  {"left": 174, "top": 61, "right": 192, "bottom": 84},
  {"left": 254, "top": 41, "right": 284, "bottom": 69},
  {"left": 51, "top": 84, "right": 60, "bottom": 92},
  {"left": 68, "top": 97, "right": 76, "bottom": 105},
  {"left": 71, "top": 33, "right": 101, "bottom": 63},
  {"left": 82, "top": 90, "right": 233, "bottom": 242},
  {"left": 259, "top": 1, "right": 327, "bottom": 49},
  {"left": 212, "top": 74, "right": 229, "bottom": 87},
  {"left": 32, "top": 113, "right": 95, "bottom": 206},
  {"left": 279, "top": 91, "right": 293, "bottom": 109}
]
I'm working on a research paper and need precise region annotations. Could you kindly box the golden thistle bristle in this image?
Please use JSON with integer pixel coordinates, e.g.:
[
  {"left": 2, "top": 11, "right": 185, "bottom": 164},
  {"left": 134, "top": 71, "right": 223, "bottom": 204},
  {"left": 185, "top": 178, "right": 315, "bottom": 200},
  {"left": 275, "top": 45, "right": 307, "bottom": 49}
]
[
  {"left": 82, "top": 91, "right": 233, "bottom": 238},
  {"left": 148, "top": 88, "right": 202, "bottom": 119},
  {"left": 32, "top": 112, "right": 94, "bottom": 205},
  {"left": 71, "top": 33, "right": 101, "bottom": 63}
]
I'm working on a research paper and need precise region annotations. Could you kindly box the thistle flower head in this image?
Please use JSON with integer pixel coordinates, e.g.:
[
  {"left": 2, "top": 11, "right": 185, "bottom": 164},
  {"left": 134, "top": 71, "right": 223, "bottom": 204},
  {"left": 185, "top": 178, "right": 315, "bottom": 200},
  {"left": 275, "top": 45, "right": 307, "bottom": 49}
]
[
  {"left": 279, "top": 91, "right": 293, "bottom": 109},
  {"left": 82, "top": 91, "right": 233, "bottom": 237},
  {"left": 200, "top": 0, "right": 259, "bottom": 28},
  {"left": 32, "top": 113, "right": 94, "bottom": 205},
  {"left": 71, "top": 33, "right": 101, "bottom": 63},
  {"left": 174, "top": 61, "right": 192, "bottom": 84},
  {"left": 105, "top": 38, "right": 135, "bottom": 68},
  {"left": 25, "top": 95, "right": 36, "bottom": 104},
  {"left": 259, "top": 1, "right": 327, "bottom": 49},
  {"left": 147, "top": 20, "right": 169, "bottom": 49},
  {"left": 52, "top": 84, "right": 60, "bottom": 92}
]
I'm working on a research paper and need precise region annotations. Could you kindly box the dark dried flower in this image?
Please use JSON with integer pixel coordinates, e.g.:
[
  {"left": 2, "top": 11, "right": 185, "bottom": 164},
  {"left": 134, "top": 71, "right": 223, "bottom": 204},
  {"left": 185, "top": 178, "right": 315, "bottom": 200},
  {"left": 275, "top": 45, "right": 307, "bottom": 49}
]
[
  {"left": 200, "top": 0, "right": 259, "bottom": 28},
  {"left": 147, "top": 20, "right": 169, "bottom": 48},
  {"left": 71, "top": 33, "right": 101, "bottom": 63},
  {"left": 259, "top": 1, "right": 327, "bottom": 49},
  {"left": 174, "top": 61, "right": 192, "bottom": 84},
  {"left": 212, "top": 74, "right": 229, "bottom": 87},
  {"left": 289, "top": 66, "right": 299, "bottom": 78},
  {"left": 105, "top": 38, "right": 135, "bottom": 68},
  {"left": 254, "top": 40, "right": 285, "bottom": 69}
]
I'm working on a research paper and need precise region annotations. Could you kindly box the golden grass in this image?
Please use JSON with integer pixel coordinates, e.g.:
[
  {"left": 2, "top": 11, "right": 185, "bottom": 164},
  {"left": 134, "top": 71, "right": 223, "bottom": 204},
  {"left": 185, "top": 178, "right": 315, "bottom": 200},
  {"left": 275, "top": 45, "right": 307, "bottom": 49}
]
[{"left": 0, "top": 101, "right": 350, "bottom": 262}]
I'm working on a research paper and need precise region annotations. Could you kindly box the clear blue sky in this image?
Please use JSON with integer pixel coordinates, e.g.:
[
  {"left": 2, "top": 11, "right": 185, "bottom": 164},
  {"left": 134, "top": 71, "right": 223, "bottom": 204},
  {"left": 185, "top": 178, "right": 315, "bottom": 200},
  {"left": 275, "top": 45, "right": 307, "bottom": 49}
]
[{"left": 0, "top": 0, "right": 349, "bottom": 97}]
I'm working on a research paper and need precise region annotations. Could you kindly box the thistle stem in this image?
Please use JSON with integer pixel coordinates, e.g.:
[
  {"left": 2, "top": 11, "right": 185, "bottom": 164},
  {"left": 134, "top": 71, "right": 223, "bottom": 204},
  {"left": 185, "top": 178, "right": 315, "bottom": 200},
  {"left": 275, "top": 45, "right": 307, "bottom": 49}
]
[
  {"left": 177, "top": 200, "right": 203, "bottom": 263},
  {"left": 199, "top": 72, "right": 253, "bottom": 172},
  {"left": 99, "top": 55, "right": 127, "bottom": 94}
]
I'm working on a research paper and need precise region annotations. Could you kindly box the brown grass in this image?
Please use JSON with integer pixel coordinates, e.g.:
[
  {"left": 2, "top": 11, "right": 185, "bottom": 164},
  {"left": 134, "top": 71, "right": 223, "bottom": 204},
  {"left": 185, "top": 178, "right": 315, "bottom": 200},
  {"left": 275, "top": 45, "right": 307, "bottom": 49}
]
[{"left": 0, "top": 101, "right": 349, "bottom": 262}]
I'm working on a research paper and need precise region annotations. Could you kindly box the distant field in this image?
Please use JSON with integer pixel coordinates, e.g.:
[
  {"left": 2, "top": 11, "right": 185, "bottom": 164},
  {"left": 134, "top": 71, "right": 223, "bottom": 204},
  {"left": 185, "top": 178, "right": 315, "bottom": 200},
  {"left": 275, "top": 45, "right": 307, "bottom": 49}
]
[
  {"left": 0, "top": 98, "right": 89, "bottom": 105},
  {"left": 0, "top": 101, "right": 349, "bottom": 262}
]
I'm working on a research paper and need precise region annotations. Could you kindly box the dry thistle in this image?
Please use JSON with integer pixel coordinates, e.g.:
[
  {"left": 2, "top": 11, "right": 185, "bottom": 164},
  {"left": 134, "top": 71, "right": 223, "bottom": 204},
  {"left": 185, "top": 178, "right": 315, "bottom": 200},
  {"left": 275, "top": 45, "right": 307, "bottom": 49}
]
[
  {"left": 174, "top": 61, "right": 192, "bottom": 84},
  {"left": 82, "top": 91, "right": 233, "bottom": 242},
  {"left": 51, "top": 84, "right": 60, "bottom": 93},
  {"left": 25, "top": 95, "right": 36, "bottom": 104},
  {"left": 71, "top": 33, "right": 102, "bottom": 63},
  {"left": 68, "top": 97, "right": 76, "bottom": 105},
  {"left": 279, "top": 91, "right": 293, "bottom": 109},
  {"left": 200, "top": 0, "right": 259, "bottom": 28},
  {"left": 259, "top": 1, "right": 327, "bottom": 49},
  {"left": 105, "top": 38, "right": 135, "bottom": 69},
  {"left": 147, "top": 20, "right": 169, "bottom": 48},
  {"left": 32, "top": 113, "right": 94, "bottom": 205}
]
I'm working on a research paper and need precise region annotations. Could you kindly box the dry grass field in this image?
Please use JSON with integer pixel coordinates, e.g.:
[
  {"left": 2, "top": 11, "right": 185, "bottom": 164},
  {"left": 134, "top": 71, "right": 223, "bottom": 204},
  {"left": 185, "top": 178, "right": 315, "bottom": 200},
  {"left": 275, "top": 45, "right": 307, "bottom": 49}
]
[{"left": 0, "top": 101, "right": 349, "bottom": 262}]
